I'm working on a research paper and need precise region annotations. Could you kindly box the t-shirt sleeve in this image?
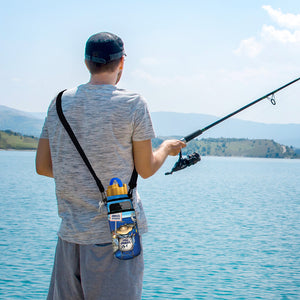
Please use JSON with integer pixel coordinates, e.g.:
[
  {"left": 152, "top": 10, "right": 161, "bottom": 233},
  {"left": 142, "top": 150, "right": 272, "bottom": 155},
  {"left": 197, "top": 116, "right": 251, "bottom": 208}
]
[
  {"left": 132, "top": 97, "right": 156, "bottom": 141},
  {"left": 39, "top": 97, "right": 56, "bottom": 140},
  {"left": 40, "top": 116, "right": 49, "bottom": 139}
]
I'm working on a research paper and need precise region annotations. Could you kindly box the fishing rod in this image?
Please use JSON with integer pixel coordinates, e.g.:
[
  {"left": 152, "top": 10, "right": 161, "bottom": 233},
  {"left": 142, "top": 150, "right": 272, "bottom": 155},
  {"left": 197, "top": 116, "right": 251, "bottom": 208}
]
[{"left": 165, "top": 76, "right": 300, "bottom": 175}]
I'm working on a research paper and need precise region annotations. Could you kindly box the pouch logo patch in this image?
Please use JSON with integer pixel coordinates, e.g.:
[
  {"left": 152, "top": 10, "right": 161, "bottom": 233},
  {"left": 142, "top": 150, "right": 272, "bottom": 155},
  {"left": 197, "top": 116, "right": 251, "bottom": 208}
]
[{"left": 119, "top": 237, "right": 134, "bottom": 251}]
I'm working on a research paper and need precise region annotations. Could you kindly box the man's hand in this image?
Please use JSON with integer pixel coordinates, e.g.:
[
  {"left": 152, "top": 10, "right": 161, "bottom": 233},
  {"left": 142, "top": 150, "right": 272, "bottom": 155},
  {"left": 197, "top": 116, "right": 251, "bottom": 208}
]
[
  {"left": 133, "top": 139, "right": 186, "bottom": 179},
  {"left": 159, "top": 139, "right": 186, "bottom": 156}
]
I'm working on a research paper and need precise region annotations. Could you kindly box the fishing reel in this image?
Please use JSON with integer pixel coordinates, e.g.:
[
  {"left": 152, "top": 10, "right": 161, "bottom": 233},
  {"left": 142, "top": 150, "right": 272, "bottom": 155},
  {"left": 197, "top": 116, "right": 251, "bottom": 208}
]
[{"left": 165, "top": 151, "right": 201, "bottom": 175}]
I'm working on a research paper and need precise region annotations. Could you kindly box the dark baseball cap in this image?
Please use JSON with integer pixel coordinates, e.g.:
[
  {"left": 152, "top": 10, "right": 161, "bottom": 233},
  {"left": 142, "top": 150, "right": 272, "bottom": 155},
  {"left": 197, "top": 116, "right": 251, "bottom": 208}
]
[{"left": 85, "top": 32, "right": 125, "bottom": 64}]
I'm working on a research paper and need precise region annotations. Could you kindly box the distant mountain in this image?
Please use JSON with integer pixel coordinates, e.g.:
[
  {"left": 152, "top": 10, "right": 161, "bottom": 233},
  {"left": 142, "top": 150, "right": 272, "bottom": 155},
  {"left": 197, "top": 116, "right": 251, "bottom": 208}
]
[
  {"left": 0, "top": 105, "right": 45, "bottom": 138},
  {"left": 151, "top": 112, "right": 300, "bottom": 148},
  {"left": 0, "top": 105, "right": 299, "bottom": 148}
]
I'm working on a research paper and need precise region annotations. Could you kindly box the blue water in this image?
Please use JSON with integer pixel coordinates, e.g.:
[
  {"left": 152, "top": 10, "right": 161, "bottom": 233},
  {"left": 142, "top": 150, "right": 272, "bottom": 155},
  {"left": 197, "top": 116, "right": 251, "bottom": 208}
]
[{"left": 0, "top": 151, "right": 300, "bottom": 299}]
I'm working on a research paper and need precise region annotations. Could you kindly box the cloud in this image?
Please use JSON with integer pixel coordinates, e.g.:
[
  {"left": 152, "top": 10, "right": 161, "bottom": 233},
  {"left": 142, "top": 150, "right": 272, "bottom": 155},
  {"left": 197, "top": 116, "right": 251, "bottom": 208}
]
[
  {"left": 261, "top": 24, "right": 300, "bottom": 43},
  {"left": 234, "top": 37, "right": 263, "bottom": 57},
  {"left": 131, "top": 69, "right": 205, "bottom": 86},
  {"left": 262, "top": 5, "right": 300, "bottom": 30},
  {"left": 140, "top": 57, "right": 160, "bottom": 66},
  {"left": 234, "top": 5, "right": 300, "bottom": 58},
  {"left": 11, "top": 77, "right": 22, "bottom": 82},
  {"left": 131, "top": 69, "right": 173, "bottom": 86}
]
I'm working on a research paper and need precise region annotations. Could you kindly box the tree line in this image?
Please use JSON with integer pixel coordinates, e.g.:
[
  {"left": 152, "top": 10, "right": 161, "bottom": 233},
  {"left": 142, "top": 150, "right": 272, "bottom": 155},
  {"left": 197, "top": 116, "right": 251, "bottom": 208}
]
[{"left": 152, "top": 137, "right": 299, "bottom": 159}]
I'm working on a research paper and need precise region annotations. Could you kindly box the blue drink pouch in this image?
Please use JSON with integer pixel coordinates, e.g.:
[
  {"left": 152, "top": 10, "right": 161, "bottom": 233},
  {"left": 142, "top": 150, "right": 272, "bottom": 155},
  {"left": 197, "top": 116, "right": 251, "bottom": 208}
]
[{"left": 106, "top": 178, "right": 141, "bottom": 260}]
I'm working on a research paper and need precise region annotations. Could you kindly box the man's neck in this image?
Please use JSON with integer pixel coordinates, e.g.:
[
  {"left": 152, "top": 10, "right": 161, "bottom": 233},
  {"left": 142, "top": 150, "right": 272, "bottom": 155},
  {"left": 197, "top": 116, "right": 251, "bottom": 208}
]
[{"left": 88, "top": 72, "right": 118, "bottom": 85}]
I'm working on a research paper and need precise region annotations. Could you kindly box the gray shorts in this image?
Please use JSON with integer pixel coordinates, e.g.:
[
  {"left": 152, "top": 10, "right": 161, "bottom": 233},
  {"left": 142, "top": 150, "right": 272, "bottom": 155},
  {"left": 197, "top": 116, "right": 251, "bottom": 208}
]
[{"left": 47, "top": 237, "right": 144, "bottom": 300}]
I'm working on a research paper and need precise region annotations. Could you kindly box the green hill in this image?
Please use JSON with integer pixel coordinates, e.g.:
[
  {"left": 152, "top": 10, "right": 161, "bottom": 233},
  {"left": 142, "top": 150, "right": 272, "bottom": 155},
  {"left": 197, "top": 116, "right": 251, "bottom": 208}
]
[
  {"left": 0, "top": 130, "right": 38, "bottom": 150},
  {"left": 153, "top": 137, "right": 299, "bottom": 159}
]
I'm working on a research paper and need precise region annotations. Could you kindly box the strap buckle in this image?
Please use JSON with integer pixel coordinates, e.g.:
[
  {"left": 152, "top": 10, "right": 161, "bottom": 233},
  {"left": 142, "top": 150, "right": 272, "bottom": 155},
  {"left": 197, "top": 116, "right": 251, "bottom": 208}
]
[
  {"left": 128, "top": 188, "right": 133, "bottom": 199},
  {"left": 98, "top": 192, "right": 107, "bottom": 213}
]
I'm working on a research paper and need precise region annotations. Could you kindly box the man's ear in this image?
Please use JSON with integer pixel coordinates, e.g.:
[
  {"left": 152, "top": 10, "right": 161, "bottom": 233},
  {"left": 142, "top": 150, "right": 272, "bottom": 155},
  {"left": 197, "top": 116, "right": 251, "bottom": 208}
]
[
  {"left": 84, "top": 59, "right": 89, "bottom": 69},
  {"left": 119, "top": 56, "right": 125, "bottom": 70}
]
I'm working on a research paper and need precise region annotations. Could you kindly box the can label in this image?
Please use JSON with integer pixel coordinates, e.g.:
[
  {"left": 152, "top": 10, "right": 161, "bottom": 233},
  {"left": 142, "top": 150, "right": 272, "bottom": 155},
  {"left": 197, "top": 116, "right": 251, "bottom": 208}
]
[{"left": 110, "top": 213, "right": 122, "bottom": 221}]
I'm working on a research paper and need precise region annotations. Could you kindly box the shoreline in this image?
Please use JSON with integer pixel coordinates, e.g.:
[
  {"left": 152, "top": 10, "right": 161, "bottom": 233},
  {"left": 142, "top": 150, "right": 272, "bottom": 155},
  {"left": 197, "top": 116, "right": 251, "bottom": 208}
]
[{"left": 0, "top": 149, "right": 36, "bottom": 152}]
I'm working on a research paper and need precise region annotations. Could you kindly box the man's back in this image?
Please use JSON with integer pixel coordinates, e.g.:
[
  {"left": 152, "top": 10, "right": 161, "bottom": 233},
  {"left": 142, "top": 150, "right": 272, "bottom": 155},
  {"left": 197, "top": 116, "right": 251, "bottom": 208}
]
[{"left": 41, "top": 83, "right": 154, "bottom": 244}]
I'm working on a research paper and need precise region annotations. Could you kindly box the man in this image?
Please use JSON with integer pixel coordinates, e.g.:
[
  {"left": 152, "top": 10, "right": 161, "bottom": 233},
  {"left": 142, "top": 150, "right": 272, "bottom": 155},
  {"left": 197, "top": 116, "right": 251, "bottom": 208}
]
[{"left": 36, "top": 32, "right": 185, "bottom": 300}]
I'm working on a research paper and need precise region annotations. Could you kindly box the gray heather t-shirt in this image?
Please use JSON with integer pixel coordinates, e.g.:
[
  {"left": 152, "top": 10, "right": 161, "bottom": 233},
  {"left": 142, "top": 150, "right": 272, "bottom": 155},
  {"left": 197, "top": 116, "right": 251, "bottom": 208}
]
[{"left": 40, "top": 84, "right": 155, "bottom": 244}]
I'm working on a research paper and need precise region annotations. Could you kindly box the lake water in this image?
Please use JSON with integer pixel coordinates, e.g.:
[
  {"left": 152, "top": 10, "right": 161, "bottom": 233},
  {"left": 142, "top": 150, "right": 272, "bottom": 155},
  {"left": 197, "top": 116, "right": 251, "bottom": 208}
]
[{"left": 0, "top": 151, "right": 299, "bottom": 299}]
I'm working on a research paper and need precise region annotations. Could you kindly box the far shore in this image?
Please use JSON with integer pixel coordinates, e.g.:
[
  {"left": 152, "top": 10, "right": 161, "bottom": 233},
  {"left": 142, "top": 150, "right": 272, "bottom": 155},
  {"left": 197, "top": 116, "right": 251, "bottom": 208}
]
[{"left": 0, "top": 149, "right": 36, "bottom": 152}]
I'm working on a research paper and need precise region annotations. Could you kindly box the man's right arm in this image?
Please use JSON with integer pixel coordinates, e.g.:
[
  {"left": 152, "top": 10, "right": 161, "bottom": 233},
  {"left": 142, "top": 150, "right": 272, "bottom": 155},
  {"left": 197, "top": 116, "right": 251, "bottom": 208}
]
[
  {"left": 132, "top": 139, "right": 186, "bottom": 179},
  {"left": 35, "top": 138, "right": 53, "bottom": 178}
]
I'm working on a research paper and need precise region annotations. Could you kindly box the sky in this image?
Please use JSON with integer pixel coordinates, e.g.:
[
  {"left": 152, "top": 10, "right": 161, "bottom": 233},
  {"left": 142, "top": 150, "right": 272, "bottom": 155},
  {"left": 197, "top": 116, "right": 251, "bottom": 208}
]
[{"left": 1, "top": 0, "right": 300, "bottom": 124}]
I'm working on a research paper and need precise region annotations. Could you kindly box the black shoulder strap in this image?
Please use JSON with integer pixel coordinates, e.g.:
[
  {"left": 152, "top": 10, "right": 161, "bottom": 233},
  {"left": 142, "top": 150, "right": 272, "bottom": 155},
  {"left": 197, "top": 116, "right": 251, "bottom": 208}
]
[
  {"left": 56, "top": 90, "right": 105, "bottom": 196},
  {"left": 55, "top": 90, "right": 138, "bottom": 197}
]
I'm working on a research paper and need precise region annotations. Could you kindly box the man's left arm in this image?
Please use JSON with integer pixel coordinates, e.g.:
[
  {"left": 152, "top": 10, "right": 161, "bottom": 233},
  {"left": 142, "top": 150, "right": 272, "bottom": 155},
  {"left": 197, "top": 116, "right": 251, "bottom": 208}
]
[{"left": 36, "top": 138, "right": 53, "bottom": 178}]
